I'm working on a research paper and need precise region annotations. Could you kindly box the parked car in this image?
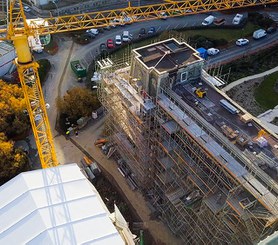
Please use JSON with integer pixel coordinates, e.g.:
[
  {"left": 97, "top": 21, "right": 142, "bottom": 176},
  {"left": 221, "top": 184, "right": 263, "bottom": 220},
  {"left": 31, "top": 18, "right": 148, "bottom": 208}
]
[
  {"left": 86, "top": 28, "right": 99, "bottom": 37},
  {"left": 85, "top": 32, "right": 95, "bottom": 39},
  {"left": 104, "top": 25, "right": 111, "bottom": 31},
  {"left": 207, "top": 48, "right": 220, "bottom": 56},
  {"left": 109, "top": 21, "right": 116, "bottom": 28},
  {"left": 214, "top": 18, "right": 225, "bottom": 26},
  {"left": 115, "top": 35, "right": 122, "bottom": 45},
  {"left": 106, "top": 39, "right": 114, "bottom": 48},
  {"left": 123, "top": 16, "right": 132, "bottom": 25},
  {"left": 122, "top": 31, "right": 131, "bottom": 42},
  {"left": 75, "top": 34, "right": 91, "bottom": 44},
  {"left": 236, "top": 38, "right": 249, "bottom": 46},
  {"left": 253, "top": 29, "right": 267, "bottom": 40},
  {"left": 148, "top": 27, "right": 156, "bottom": 35},
  {"left": 139, "top": 28, "right": 146, "bottom": 38},
  {"left": 232, "top": 13, "right": 243, "bottom": 25},
  {"left": 159, "top": 12, "right": 168, "bottom": 20},
  {"left": 202, "top": 15, "right": 215, "bottom": 26},
  {"left": 23, "top": 6, "right": 31, "bottom": 12},
  {"left": 99, "top": 43, "right": 107, "bottom": 52},
  {"left": 266, "top": 26, "right": 277, "bottom": 34},
  {"left": 113, "top": 18, "right": 125, "bottom": 27},
  {"left": 98, "top": 28, "right": 104, "bottom": 33}
]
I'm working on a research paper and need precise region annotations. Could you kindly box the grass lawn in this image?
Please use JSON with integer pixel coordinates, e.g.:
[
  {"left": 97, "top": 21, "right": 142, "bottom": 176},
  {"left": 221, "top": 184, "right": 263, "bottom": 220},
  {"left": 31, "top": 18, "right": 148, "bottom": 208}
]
[
  {"left": 255, "top": 71, "right": 278, "bottom": 110},
  {"left": 178, "top": 21, "right": 259, "bottom": 42}
]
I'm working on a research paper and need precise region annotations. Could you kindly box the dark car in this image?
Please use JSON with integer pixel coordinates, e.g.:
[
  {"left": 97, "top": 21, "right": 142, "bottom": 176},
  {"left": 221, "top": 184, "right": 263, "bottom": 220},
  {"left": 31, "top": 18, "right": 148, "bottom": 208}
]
[
  {"left": 100, "top": 43, "right": 107, "bottom": 53},
  {"left": 266, "top": 26, "right": 277, "bottom": 34},
  {"left": 147, "top": 27, "right": 156, "bottom": 35},
  {"left": 213, "top": 18, "right": 225, "bottom": 26},
  {"left": 138, "top": 28, "right": 146, "bottom": 38},
  {"left": 104, "top": 25, "right": 111, "bottom": 31},
  {"left": 98, "top": 28, "right": 104, "bottom": 33},
  {"left": 86, "top": 32, "right": 96, "bottom": 39},
  {"left": 75, "top": 34, "right": 91, "bottom": 44}
]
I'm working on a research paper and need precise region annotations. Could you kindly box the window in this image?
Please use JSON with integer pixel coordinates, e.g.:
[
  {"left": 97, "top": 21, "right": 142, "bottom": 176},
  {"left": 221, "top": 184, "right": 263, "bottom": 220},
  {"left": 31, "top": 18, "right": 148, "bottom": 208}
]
[{"left": 181, "top": 71, "right": 188, "bottom": 82}]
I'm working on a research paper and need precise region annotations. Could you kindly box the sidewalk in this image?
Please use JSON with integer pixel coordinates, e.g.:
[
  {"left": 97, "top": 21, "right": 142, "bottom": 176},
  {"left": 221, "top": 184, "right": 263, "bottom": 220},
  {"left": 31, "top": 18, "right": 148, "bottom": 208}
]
[{"left": 222, "top": 65, "right": 278, "bottom": 92}]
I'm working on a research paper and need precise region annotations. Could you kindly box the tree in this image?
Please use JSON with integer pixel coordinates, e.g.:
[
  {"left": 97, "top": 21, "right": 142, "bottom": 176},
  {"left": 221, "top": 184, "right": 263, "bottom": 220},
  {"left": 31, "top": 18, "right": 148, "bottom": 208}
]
[
  {"left": 57, "top": 87, "right": 101, "bottom": 120},
  {"left": 0, "top": 132, "right": 29, "bottom": 185},
  {"left": 0, "top": 80, "right": 30, "bottom": 138}
]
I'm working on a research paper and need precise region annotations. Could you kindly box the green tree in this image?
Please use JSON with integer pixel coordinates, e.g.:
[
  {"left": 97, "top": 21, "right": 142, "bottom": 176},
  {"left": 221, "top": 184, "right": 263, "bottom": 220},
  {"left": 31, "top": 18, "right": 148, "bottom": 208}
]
[
  {"left": 0, "top": 80, "right": 30, "bottom": 138},
  {"left": 57, "top": 87, "right": 101, "bottom": 120},
  {"left": 0, "top": 132, "right": 29, "bottom": 185}
]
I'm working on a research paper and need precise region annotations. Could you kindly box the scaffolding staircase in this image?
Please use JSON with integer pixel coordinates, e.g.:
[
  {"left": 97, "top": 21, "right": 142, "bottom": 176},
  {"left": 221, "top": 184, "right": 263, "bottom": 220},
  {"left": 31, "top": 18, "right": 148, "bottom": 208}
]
[{"left": 245, "top": 217, "right": 260, "bottom": 243}]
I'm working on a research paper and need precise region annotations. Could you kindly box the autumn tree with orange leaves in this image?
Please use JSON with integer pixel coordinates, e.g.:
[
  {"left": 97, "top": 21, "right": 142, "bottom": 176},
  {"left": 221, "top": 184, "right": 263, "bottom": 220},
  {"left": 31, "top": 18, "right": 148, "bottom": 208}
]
[{"left": 0, "top": 80, "right": 30, "bottom": 184}]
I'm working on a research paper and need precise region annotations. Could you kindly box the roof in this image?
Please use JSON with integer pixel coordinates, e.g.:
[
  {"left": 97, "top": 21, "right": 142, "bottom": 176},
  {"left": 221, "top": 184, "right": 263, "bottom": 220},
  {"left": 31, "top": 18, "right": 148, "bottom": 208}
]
[
  {"left": 0, "top": 41, "right": 14, "bottom": 57},
  {"left": 0, "top": 164, "right": 126, "bottom": 245},
  {"left": 133, "top": 38, "right": 202, "bottom": 72}
]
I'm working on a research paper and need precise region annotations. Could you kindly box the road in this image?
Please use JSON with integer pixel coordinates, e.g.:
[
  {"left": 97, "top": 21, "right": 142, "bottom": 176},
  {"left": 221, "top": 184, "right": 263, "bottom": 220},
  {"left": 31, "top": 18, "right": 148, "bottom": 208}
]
[
  {"left": 66, "top": 13, "right": 278, "bottom": 72},
  {"left": 206, "top": 31, "right": 278, "bottom": 68}
]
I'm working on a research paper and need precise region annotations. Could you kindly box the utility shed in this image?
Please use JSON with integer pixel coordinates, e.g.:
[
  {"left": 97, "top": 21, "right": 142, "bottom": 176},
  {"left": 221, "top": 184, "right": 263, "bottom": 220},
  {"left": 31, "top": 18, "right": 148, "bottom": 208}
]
[{"left": 0, "top": 163, "right": 133, "bottom": 245}]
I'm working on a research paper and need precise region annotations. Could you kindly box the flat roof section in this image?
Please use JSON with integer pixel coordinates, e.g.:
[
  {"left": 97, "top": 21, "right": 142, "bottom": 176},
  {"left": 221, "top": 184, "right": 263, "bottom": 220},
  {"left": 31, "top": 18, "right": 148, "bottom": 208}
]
[
  {"left": 157, "top": 93, "right": 278, "bottom": 215},
  {"left": 134, "top": 39, "right": 202, "bottom": 72}
]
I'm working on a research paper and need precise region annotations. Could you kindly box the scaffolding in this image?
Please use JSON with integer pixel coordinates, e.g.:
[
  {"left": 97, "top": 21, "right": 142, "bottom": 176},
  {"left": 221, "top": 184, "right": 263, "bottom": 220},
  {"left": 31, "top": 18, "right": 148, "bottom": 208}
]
[
  {"left": 98, "top": 63, "right": 155, "bottom": 189},
  {"left": 97, "top": 42, "right": 278, "bottom": 244}
]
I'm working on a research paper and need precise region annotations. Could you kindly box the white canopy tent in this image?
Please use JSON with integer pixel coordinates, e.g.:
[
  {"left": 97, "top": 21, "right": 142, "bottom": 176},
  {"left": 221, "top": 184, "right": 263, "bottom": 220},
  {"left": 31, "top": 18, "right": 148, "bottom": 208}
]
[{"left": 0, "top": 164, "right": 130, "bottom": 245}]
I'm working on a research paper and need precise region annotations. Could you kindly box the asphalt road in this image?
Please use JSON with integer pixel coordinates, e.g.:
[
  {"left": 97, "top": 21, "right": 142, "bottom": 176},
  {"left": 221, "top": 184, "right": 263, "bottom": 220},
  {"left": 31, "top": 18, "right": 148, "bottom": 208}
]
[{"left": 65, "top": 12, "right": 278, "bottom": 72}]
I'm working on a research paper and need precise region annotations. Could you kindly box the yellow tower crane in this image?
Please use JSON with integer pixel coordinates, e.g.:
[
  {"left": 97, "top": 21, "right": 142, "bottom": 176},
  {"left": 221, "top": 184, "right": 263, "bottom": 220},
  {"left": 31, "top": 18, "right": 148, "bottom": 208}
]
[{"left": 1, "top": 0, "right": 277, "bottom": 169}]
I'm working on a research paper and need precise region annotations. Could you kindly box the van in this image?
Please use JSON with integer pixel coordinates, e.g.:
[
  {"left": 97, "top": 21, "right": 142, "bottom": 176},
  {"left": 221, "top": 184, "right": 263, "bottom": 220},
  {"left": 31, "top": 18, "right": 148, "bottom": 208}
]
[
  {"left": 253, "top": 29, "right": 267, "bottom": 39},
  {"left": 202, "top": 15, "right": 215, "bottom": 26},
  {"left": 232, "top": 14, "right": 243, "bottom": 25},
  {"left": 122, "top": 31, "right": 130, "bottom": 42}
]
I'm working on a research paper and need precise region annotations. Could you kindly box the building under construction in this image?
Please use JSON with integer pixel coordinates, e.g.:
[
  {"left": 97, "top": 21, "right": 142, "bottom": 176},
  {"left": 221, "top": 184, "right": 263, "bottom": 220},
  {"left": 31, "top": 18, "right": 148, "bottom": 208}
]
[{"left": 98, "top": 38, "right": 278, "bottom": 244}]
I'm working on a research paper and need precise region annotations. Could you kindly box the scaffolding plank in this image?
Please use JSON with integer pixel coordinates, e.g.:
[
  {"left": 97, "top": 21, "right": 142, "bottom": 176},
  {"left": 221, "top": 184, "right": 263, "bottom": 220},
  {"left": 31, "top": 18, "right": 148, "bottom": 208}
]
[
  {"left": 187, "top": 124, "right": 206, "bottom": 138},
  {"left": 162, "top": 120, "right": 179, "bottom": 134}
]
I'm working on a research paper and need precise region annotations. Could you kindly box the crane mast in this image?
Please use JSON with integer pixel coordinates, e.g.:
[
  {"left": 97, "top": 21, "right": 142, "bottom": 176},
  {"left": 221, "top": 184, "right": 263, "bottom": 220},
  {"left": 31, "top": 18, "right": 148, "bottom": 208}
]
[
  {"left": 8, "top": 0, "right": 58, "bottom": 168},
  {"left": 3, "top": 0, "right": 278, "bottom": 169}
]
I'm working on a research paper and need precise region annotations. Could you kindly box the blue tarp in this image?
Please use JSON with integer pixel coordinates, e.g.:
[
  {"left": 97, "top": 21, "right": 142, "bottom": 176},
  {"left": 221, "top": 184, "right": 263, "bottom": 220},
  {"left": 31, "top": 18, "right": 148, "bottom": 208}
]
[{"left": 196, "top": 47, "right": 207, "bottom": 59}]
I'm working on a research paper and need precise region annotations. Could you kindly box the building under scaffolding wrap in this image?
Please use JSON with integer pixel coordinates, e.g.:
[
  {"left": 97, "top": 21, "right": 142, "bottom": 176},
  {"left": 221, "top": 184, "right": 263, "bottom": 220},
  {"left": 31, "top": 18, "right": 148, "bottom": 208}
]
[{"left": 98, "top": 38, "right": 278, "bottom": 244}]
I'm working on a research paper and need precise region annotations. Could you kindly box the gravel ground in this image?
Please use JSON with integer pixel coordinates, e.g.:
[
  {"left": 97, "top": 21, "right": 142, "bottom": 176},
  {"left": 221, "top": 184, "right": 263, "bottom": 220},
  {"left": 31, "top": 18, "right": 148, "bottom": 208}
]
[{"left": 226, "top": 77, "right": 266, "bottom": 116}]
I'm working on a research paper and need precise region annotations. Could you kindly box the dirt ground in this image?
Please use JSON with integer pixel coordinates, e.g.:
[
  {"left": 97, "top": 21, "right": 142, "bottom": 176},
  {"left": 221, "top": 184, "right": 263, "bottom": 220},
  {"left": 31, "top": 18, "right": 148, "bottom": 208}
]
[{"left": 226, "top": 77, "right": 266, "bottom": 116}]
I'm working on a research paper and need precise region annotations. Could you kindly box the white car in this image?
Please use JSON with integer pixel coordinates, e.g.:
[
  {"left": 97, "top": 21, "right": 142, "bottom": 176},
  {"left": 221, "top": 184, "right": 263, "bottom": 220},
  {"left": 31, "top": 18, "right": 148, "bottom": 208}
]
[
  {"left": 115, "top": 35, "right": 122, "bottom": 45},
  {"left": 159, "top": 12, "right": 168, "bottom": 20},
  {"left": 23, "top": 6, "right": 31, "bottom": 12},
  {"left": 236, "top": 38, "right": 249, "bottom": 46},
  {"left": 232, "top": 13, "right": 243, "bottom": 25},
  {"left": 86, "top": 28, "right": 99, "bottom": 36},
  {"left": 207, "top": 48, "right": 220, "bottom": 56},
  {"left": 202, "top": 15, "right": 215, "bottom": 26}
]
